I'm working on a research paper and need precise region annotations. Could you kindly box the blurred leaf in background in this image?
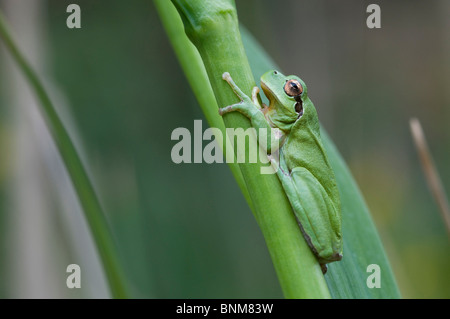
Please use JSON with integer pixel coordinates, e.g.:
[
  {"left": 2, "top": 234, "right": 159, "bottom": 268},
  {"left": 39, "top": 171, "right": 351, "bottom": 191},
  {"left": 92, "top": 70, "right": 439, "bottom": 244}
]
[{"left": 0, "top": 0, "right": 449, "bottom": 298}]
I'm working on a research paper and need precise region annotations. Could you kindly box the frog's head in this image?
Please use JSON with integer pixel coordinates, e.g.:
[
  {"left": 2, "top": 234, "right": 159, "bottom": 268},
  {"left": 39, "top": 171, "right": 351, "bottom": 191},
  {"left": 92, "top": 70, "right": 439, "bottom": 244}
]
[{"left": 260, "top": 70, "right": 310, "bottom": 131}]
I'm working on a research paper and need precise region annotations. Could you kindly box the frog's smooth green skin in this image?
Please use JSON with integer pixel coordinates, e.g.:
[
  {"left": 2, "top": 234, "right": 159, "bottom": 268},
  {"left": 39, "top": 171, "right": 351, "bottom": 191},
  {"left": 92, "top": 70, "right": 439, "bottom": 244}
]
[{"left": 219, "top": 70, "right": 343, "bottom": 268}]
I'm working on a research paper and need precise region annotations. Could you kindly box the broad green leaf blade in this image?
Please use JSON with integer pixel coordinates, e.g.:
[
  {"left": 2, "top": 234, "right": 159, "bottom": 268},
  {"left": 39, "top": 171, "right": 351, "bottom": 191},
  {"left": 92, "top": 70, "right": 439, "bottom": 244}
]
[
  {"left": 0, "top": 11, "right": 127, "bottom": 299},
  {"left": 241, "top": 27, "right": 401, "bottom": 299}
]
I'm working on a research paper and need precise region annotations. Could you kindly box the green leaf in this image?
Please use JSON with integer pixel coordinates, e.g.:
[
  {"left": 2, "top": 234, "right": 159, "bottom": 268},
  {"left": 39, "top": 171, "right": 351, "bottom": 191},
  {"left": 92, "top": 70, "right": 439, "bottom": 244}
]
[{"left": 0, "top": 11, "right": 128, "bottom": 299}]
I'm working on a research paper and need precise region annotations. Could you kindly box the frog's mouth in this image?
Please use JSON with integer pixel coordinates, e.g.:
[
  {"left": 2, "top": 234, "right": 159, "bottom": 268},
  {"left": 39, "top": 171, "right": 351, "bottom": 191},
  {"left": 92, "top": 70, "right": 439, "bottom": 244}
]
[{"left": 260, "top": 80, "right": 275, "bottom": 106}]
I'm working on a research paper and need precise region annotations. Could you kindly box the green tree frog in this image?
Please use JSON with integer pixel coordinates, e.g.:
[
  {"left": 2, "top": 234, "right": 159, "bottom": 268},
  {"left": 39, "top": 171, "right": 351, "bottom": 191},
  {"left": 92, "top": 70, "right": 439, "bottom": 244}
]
[{"left": 219, "top": 70, "right": 343, "bottom": 272}]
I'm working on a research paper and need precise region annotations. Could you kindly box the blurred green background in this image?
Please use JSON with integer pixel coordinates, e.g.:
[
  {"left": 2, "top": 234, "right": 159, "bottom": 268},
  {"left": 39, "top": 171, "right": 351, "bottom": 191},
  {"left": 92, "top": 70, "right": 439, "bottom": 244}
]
[{"left": 0, "top": 0, "right": 449, "bottom": 298}]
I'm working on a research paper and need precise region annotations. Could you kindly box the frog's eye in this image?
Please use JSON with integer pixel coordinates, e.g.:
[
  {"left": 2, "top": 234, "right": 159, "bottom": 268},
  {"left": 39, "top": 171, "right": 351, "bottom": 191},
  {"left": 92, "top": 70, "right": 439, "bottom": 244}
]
[{"left": 284, "top": 79, "right": 303, "bottom": 97}]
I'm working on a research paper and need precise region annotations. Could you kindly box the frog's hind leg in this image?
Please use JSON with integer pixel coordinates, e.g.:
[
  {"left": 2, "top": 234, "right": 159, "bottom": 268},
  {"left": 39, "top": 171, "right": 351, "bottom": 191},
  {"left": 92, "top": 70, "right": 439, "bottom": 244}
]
[
  {"left": 268, "top": 158, "right": 318, "bottom": 255},
  {"left": 269, "top": 158, "right": 340, "bottom": 265},
  {"left": 284, "top": 167, "right": 342, "bottom": 264}
]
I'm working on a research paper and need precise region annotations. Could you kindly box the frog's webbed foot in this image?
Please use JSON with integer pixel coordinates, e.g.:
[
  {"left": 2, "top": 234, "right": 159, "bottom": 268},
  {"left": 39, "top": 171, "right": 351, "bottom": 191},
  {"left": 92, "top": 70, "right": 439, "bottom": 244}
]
[
  {"left": 219, "top": 72, "right": 260, "bottom": 117},
  {"left": 222, "top": 72, "right": 250, "bottom": 103}
]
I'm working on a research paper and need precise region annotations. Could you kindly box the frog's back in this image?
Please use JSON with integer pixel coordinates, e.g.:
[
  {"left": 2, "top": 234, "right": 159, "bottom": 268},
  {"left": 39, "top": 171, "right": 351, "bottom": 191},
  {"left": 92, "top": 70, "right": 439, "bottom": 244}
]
[
  {"left": 281, "top": 98, "right": 343, "bottom": 262},
  {"left": 283, "top": 99, "right": 338, "bottom": 202}
]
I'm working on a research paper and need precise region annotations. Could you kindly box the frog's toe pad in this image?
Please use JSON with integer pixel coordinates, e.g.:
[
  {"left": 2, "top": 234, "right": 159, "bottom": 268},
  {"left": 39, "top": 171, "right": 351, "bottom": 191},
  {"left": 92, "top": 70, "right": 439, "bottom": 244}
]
[{"left": 222, "top": 72, "right": 231, "bottom": 80}]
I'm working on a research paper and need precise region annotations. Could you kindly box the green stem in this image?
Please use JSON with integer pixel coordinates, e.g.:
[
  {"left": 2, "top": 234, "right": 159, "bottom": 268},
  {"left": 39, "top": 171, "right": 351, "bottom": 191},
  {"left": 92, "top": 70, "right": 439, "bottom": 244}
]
[
  {"left": 153, "top": 0, "right": 252, "bottom": 211},
  {"left": 161, "top": 0, "right": 330, "bottom": 298},
  {"left": 0, "top": 11, "right": 127, "bottom": 298}
]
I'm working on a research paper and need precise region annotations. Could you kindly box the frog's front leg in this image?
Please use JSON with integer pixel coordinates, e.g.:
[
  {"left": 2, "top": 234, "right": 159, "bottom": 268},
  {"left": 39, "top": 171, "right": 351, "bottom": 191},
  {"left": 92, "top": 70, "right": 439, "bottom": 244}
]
[
  {"left": 219, "top": 72, "right": 281, "bottom": 154},
  {"left": 219, "top": 72, "right": 262, "bottom": 117}
]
